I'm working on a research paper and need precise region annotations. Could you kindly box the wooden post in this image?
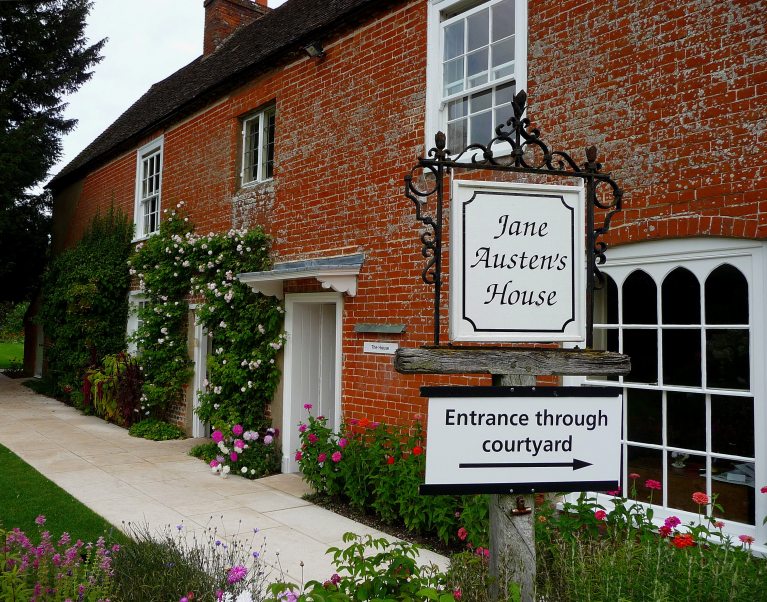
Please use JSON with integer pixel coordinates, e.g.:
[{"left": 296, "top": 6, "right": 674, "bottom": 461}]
[
  {"left": 394, "top": 347, "right": 630, "bottom": 602},
  {"left": 490, "top": 373, "right": 536, "bottom": 602}
]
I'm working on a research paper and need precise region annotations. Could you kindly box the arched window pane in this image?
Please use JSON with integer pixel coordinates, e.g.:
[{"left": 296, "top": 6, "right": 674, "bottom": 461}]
[
  {"left": 706, "top": 265, "right": 748, "bottom": 325},
  {"left": 594, "top": 273, "right": 618, "bottom": 324},
  {"left": 662, "top": 267, "right": 700, "bottom": 324},
  {"left": 622, "top": 270, "right": 656, "bottom": 324}
]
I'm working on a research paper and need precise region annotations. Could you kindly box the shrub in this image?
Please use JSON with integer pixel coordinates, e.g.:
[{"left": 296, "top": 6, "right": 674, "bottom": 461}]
[
  {"left": 85, "top": 352, "right": 143, "bottom": 426},
  {"left": 112, "top": 522, "right": 270, "bottom": 602},
  {"left": 296, "top": 407, "right": 489, "bottom": 548},
  {"left": 128, "top": 418, "right": 185, "bottom": 441},
  {"left": 208, "top": 423, "right": 281, "bottom": 480},
  {"left": 39, "top": 207, "right": 133, "bottom": 396},
  {"left": 0, "top": 301, "right": 28, "bottom": 342},
  {"left": 267, "top": 532, "right": 457, "bottom": 601}
]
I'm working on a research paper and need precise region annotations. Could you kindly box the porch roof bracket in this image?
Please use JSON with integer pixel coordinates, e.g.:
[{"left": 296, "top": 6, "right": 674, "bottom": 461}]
[{"left": 237, "top": 253, "right": 364, "bottom": 300}]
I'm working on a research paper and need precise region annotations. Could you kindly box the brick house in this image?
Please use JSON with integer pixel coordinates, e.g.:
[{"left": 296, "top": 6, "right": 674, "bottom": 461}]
[{"left": 40, "top": 0, "right": 767, "bottom": 544}]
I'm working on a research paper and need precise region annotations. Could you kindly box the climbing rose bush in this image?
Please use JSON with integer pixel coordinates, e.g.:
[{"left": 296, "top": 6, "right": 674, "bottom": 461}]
[{"left": 209, "top": 423, "right": 281, "bottom": 480}]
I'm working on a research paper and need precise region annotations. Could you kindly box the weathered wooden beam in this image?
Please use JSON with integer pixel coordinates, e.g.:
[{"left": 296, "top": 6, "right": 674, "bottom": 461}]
[{"left": 395, "top": 346, "right": 630, "bottom": 376}]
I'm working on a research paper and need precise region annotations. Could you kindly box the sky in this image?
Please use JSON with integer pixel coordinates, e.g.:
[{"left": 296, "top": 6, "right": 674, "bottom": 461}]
[{"left": 52, "top": 0, "right": 287, "bottom": 185}]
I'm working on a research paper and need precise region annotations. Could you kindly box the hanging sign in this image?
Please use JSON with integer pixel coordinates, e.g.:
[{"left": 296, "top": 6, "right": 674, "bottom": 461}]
[
  {"left": 449, "top": 181, "right": 586, "bottom": 342},
  {"left": 420, "top": 386, "right": 622, "bottom": 495}
]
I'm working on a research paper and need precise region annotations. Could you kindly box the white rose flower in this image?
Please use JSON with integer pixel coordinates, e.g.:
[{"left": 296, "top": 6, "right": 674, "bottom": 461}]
[{"left": 241, "top": 467, "right": 248, "bottom": 474}]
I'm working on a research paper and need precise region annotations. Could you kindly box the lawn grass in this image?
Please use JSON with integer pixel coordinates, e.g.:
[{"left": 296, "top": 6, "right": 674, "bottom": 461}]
[
  {"left": 0, "top": 443, "right": 128, "bottom": 544},
  {"left": 0, "top": 340, "right": 24, "bottom": 369}
]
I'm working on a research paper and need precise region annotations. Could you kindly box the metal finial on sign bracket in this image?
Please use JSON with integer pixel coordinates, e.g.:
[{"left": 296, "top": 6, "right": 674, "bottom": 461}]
[{"left": 404, "top": 90, "right": 623, "bottom": 348}]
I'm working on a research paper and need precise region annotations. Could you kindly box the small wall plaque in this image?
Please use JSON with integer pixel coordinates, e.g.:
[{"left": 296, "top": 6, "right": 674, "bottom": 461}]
[{"left": 363, "top": 341, "right": 399, "bottom": 355}]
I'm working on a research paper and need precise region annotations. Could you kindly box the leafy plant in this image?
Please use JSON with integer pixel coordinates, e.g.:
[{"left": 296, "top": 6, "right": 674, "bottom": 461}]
[
  {"left": 85, "top": 352, "right": 143, "bottom": 426},
  {"left": 208, "top": 424, "right": 281, "bottom": 479},
  {"left": 267, "top": 532, "right": 457, "bottom": 601},
  {"left": 128, "top": 418, "right": 185, "bottom": 441},
  {"left": 112, "top": 521, "right": 270, "bottom": 602},
  {"left": 39, "top": 206, "right": 133, "bottom": 396}
]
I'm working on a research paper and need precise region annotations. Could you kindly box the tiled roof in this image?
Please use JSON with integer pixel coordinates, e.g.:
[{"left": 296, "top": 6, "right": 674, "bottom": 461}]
[{"left": 49, "top": 0, "right": 401, "bottom": 188}]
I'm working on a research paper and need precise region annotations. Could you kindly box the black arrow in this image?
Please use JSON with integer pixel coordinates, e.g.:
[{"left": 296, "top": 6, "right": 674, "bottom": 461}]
[{"left": 459, "top": 458, "right": 592, "bottom": 471}]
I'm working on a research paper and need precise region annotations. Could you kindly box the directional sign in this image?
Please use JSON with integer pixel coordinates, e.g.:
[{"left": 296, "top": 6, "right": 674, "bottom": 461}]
[{"left": 420, "top": 386, "right": 622, "bottom": 495}]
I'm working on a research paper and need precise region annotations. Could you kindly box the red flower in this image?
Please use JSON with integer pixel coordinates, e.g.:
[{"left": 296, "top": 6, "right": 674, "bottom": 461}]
[
  {"left": 739, "top": 534, "right": 755, "bottom": 546},
  {"left": 358, "top": 417, "right": 371, "bottom": 428},
  {"left": 386, "top": 456, "right": 395, "bottom": 465},
  {"left": 457, "top": 527, "right": 468, "bottom": 541},
  {"left": 672, "top": 533, "right": 695, "bottom": 549},
  {"left": 412, "top": 446, "right": 423, "bottom": 456},
  {"left": 645, "top": 479, "right": 662, "bottom": 491},
  {"left": 659, "top": 525, "right": 672, "bottom": 538},
  {"left": 594, "top": 510, "right": 607, "bottom": 521},
  {"left": 628, "top": 473, "right": 640, "bottom": 479},
  {"left": 714, "top": 521, "right": 725, "bottom": 529},
  {"left": 761, "top": 485, "right": 767, "bottom": 494},
  {"left": 691, "top": 491, "right": 709, "bottom": 505}
]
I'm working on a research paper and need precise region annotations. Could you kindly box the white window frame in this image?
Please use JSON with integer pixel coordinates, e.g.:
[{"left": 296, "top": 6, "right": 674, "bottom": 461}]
[
  {"left": 425, "top": 0, "right": 527, "bottom": 155},
  {"left": 133, "top": 137, "right": 163, "bottom": 241},
  {"left": 126, "top": 292, "right": 148, "bottom": 354},
  {"left": 565, "top": 237, "right": 767, "bottom": 552},
  {"left": 240, "top": 105, "right": 276, "bottom": 186}
]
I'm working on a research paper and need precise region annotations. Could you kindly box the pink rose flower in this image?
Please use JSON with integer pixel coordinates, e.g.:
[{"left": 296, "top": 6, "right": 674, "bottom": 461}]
[
  {"left": 232, "top": 424, "right": 243, "bottom": 436},
  {"left": 338, "top": 438, "right": 347, "bottom": 448},
  {"left": 457, "top": 527, "right": 468, "bottom": 541},
  {"left": 331, "top": 451, "right": 342, "bottom": 463},
  {"left": 295, "top": 451, "right": 303, "bottom": 461},
  {"left": 594, "top": 510, "right": 607, "bottom": 521},
  {"left": 211, "top": 430, "right": 224, "bottom": 443},
  {"left": 318, "top": 453, "right": 327, "bottom": 463},
  {"left": 229, "top": 452, "right": 238, "bottom": 462},
  {"left": 308, "top": 433, "right": 318, "bottom": 444}
]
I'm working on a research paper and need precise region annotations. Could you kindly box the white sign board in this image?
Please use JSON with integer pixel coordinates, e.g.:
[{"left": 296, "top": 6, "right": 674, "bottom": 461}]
[
  {"left": 450, "top": 181, "right": 586, "bottom": 342},
  {"left": 421, "top": 386, "right": 622, "bottom": 495},
  {"left": 363, "top": 341, "right": 399, "bottom": 355}
]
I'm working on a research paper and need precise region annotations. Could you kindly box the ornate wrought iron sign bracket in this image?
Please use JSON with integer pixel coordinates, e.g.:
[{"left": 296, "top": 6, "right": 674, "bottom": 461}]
[{"left": 404, "top": 90, "right": 623, "bottom": 348}]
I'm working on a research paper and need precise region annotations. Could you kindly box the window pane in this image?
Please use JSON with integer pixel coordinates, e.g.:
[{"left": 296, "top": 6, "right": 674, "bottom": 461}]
[
  {"left": 712, "top": 395, "right": 754, "bottom": 456},
  {"left": 662, "top": 267, "right": 700, "bottom": 325},
  {"left": 627, "top": 446, "right": 662, "bottom": 501},
  {"left": 706, "top": 265, "right": 748, "bottom": 325},
  {"left": 470, "top": 88, "right": 492, "bottom": 112},
  {"left": 594, "top": 273, "right": 618, "bottom": 324},
  {"left": 469, "top": 111, "right": 492, "bottom": 145},
  {"left": 623, "top": 329, "right": 658, "bottom": 384},
  {"left": 444, "top": 20, "right": 464, "bottom": 60},
  {"left": 666, "top": 451, "right": 706, "bottom": 515},
  {"left": 448, "top": 97, "right": 467, "bottom": 120},
  {"left": 712, "top": 460, "right": 754, "bottom": 525},
  {"left": 626, "top": 389, "right": 662, "bottom": 444},
  {"left": 667, "top": 391, "right": 705, "bottom": 451},
  {"left": 622, "top": 270, "right": 656, "bottom": 324},
  {"left": 492, "top": 0, "right": 515, "bottom": 41},
  {"left": 706, "top": 329, "right": 749, "bottom": 390},
  {"left": 467, "top": 8, "right": 489, "bottom": 51},
  {"left": 443, "top": 57, "right": 464, "bottom": 96},
  {"left": 447, "top": 118, "right": 467, "bottom": 150},
  {"left": 495, "top": 80, "right": 515, "bottom": 105},
  {"left": 663, "top": 329, "right": 701, "bottom": 387},
  {"left": 491, "top": 37, "right": 515, "bottom": 71},
  {"left": 466, "top": 48, "right": 489, "bottom": 88},
  {"left": 263, "top": 110, "right": 275, "bottom": 179}
]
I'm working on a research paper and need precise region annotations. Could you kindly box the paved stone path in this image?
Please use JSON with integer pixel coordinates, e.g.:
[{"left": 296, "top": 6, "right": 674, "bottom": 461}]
[{"left": 0, "top": 374, "right": 446, "bottom": 584}]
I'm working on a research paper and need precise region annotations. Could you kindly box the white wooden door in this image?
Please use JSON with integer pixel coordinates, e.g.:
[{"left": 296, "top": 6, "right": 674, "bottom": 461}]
[
  {"left": 192, "top": 321, "right": 211, "bottom": 438},
  {"left": 283, "top": 294, "right": 342, "bottom": 472}
]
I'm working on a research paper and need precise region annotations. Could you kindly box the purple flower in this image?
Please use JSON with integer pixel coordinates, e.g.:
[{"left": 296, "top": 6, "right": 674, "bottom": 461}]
[
  {"left": 263, "top": 435, "right": 273, "bottom": 445},
  {"left": 299, "top": 424, "right": 307, "bottom": 433},
  {"left": 209, "top": 460, "right": 219, "bottom": 468},
  {"left": 330, "top": 573, "right": 341, "bottom": 585},
  {"left": 230, "top": 452, "right": 239, "bottom": 462},
  {"left": 304, "top": 403, "right": 313, "bottom": 410},
  {"left": 664, "top": 516, "right": 681, "bottom": 529},
  {"left": 227, "top": 564, "right": 248, "bottom": 584},
  {"left": 35, "top": 515, "right": 46, "bottom": 526},
  {"left": 338, "top": 438, "right": 347, "bottom": 448}
]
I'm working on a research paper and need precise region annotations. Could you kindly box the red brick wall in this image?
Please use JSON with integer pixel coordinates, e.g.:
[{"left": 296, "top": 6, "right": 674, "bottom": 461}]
[{"left": 53, "top": 0, "right": 767, "bottom": 429}]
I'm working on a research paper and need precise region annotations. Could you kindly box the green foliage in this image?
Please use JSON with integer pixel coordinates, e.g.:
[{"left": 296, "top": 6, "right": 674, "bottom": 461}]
[
  {"left": 297, "top": 411, "right": 489, "bottom": 548},
  {"left": 267, "top": 532, "right": 456, "bottom": 602},
  {"left": 0, "top": 301, "right": 28, "bottom": 341},
  {"left": 0, "top": 0, "right": 104, "bottom": 303},
  {"left": 85, "top": 352, "right": 143, "bottom": 426},
  {"left": 129, "top": 203, "right": 283, "bottom": 427},
  {"left": 39, "top": 206, "right": 133, "bottom": 395},
  {"left": 111, "top": 522, "right": 270, "bottom": 602},
  {"left": 128, "top": 418, "right": 184, "bottom": 441}
]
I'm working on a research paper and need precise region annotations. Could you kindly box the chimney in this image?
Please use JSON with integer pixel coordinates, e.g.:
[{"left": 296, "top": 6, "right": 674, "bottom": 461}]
[{"left": 204, "top": 0, "right": 269, "bottom": 55}]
